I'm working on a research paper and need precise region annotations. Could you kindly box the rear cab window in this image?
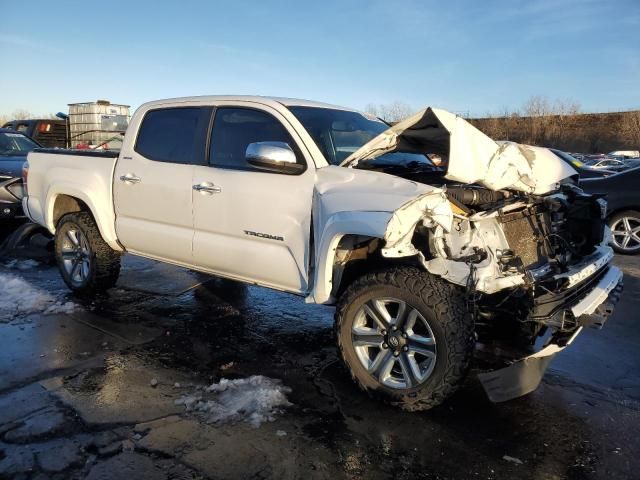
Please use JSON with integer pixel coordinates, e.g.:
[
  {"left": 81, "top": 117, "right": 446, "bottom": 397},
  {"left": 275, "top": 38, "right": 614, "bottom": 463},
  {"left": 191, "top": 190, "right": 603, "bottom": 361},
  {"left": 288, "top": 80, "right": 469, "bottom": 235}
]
[{"left": 134, "top": 107, "right": 212, "bottom": 164}]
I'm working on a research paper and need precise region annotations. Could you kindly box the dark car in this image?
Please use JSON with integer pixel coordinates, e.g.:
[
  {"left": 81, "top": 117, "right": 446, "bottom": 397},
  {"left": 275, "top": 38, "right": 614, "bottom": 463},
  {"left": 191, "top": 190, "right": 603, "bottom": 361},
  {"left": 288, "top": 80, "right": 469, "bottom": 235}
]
[
  {"left": 549, "top": 149, "right": 615, "bottom": 179},
  {"left": 0, "top": 129, "right": 41, "bottom": 219},
  {"left": 580, "top": 166, "right": 640, "bottom": 254},
  {"left": 2, "top": 119, "right": 67, "bottom": 148}
]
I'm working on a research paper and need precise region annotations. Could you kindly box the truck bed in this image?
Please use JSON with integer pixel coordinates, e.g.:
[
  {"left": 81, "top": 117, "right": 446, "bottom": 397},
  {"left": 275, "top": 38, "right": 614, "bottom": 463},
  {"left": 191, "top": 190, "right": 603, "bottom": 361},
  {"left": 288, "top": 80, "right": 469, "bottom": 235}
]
[
  {"left": 33, "top": 148, "right": 120, "bottom": 159},
  {"left": 24, "top": 148, "right": 121, "bottom": 249}
]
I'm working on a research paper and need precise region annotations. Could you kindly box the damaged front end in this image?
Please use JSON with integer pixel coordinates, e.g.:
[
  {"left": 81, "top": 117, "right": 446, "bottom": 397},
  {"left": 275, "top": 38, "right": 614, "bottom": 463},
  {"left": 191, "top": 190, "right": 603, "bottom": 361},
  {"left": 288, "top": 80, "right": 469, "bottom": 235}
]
[
  {"left": 348, "top": 107, "right": 624, "bottom": 403},
  {"left": 377, "top": 184, "right": 623, "bottom": 402}
]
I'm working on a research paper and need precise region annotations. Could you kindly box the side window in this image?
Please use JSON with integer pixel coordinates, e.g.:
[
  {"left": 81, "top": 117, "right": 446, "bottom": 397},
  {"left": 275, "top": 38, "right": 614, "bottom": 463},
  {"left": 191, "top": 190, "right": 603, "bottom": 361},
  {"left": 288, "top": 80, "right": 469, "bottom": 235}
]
[
  {"left": 135, "top": 107, "right": 211, "bottom": 164},
  {"left": 209, "top": 108, "right": 304, "bottom": 171}
]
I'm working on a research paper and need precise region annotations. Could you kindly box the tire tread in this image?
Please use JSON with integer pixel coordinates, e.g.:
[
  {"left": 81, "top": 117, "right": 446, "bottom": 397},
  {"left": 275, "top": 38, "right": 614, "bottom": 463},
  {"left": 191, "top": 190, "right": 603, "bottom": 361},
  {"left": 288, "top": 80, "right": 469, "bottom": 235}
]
[
  {"left": 55, "top": 212, "right": 121, "bottom": 294},
  {"left": 335, "top": 266, "right": 474, "bottom": 411}
]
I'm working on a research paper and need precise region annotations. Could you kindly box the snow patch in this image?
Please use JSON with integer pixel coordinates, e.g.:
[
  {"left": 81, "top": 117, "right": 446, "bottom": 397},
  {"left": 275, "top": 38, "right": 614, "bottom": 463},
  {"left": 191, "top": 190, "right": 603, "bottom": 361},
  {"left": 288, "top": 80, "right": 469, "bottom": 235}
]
[
  {"left": 0, "top": 273, "right": 78, "bottom": 321},
  {"left": 175, "top": 375, "right": 292, "bottom": 427}
]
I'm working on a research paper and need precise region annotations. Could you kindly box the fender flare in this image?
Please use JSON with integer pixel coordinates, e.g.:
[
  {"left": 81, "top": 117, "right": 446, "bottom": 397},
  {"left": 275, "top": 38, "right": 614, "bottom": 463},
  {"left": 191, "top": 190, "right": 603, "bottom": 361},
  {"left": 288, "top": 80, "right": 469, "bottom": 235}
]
[
  {"left": 45, "top": 184, "right": 122, "bottom": 251},
  {"left": 307, "top": 210, "right": 392, "bottom": 305}
]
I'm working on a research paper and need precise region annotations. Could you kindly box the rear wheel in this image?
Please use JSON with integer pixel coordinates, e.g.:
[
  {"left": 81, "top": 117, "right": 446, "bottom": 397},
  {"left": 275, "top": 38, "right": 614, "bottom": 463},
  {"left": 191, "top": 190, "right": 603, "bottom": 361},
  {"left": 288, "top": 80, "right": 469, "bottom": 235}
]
[
  {"left": 609, "top": 210, "right": 640, "bottom": 255},
  {"left": 55, "top": 212, "right": 121, "bottom": 294},
  {"left": 335, "top": 266, "right": 474, "bottom": 411}
]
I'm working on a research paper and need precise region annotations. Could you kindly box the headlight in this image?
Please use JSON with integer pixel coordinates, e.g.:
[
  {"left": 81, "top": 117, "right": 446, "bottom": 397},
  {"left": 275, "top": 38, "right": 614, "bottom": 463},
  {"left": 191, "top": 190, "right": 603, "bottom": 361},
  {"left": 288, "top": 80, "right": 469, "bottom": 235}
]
[
  {"left": 6, "top": 181, "right": 24, "bottom": 200},
  {"left": 596, "top": 198, "right": 607, "bottom": 219}
]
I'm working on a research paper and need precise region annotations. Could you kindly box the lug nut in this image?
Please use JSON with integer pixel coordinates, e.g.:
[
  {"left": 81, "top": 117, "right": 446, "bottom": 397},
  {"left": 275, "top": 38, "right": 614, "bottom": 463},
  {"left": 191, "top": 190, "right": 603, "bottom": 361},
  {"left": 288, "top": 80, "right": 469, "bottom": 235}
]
[
  {"left": 381, "top": 330, "right": 387, "bottom": 335},
  {"left": 403, "top": 345, "right": 409, "bottom": 352},
  {"left": 393, "top": 351, "right": 400, "bottom": 357},
  {"left": 392, "top": 326, "right": 397, "bottom": 331},
  {"left": 382, "top": 343, "right": 388, "bottom": 349},
  {"left": 402, "top": 332, "right": 408, "bottom": 338}
]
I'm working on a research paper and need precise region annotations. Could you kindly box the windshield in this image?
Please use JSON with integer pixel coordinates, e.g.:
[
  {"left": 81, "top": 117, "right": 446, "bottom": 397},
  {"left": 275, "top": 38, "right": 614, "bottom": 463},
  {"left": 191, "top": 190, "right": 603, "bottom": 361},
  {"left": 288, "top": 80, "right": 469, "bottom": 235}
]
[
  {"left": 0, "top": 132, "right": 39, "bottom": 157},
  {"left": 289, "top": 106, "right": 432, "bottom": 167}
]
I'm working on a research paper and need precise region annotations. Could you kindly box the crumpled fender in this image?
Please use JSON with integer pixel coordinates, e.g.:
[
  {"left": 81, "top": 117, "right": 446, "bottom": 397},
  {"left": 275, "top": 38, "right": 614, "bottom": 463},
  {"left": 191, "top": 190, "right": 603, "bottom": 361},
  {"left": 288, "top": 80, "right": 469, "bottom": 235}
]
[{"left": 308, "top": 189, "right": 454, "bottom": 305}]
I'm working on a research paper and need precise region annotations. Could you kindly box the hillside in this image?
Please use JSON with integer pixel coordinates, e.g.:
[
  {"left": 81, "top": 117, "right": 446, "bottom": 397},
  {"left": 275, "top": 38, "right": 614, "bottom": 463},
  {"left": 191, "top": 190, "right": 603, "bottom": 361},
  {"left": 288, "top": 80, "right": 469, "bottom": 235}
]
[{"left": 469, "top": 110, "right": 640, "bottom": 153}]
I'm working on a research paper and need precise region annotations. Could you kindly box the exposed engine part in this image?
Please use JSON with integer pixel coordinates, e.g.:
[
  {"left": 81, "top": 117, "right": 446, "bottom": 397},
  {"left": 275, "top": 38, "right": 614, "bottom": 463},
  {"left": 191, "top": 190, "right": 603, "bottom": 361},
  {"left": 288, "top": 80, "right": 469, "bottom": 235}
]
[{"left": 446, "top": 187, "right": 511, "bottom": 207}]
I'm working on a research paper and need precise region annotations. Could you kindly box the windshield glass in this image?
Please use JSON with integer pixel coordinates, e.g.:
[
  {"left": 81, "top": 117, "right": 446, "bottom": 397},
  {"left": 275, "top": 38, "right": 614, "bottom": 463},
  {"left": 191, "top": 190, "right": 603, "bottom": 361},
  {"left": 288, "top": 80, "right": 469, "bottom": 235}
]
[
  {"left": 0, "top": 132, "right": 39, "bottom": 156},
  {"left": 289, "top": 106, "right": 432, "bottom": 167}
]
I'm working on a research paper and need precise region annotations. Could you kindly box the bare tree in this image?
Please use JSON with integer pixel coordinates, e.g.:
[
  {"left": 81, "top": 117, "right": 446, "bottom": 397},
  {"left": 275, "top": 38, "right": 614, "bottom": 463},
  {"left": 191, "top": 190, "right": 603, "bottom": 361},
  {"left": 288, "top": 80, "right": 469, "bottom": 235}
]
[
  {"left": 620, "top": 111, "right": 640, "bottom": 147},
  {"left": 9, "top": 109, "right": 34, "bottom": 120},
  {"left": 379, "top": 101, "right": 413, "bottom": 123},
  {"left": 0, "top": 109, "right": 35, "bottom": 126},
  {"left": 364, "top": 103, "right": 379, "bottom": 117},
  {"left": 364, "top": 101, "right": 414, "bottom": 122}
]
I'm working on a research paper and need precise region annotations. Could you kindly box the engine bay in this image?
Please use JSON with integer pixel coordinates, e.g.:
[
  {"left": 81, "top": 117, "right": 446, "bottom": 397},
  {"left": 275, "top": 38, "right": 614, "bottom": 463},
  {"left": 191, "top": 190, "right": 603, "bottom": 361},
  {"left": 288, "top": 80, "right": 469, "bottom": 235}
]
[{"left": 360, "top": 161, "right": 609, "bottom": 345}]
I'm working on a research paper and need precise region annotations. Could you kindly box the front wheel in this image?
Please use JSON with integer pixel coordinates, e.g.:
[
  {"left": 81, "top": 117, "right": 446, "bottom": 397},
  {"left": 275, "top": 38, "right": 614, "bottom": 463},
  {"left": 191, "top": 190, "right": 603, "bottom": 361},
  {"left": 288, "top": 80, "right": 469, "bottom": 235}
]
[
  {"left": 335, "top": 267, "right": 474, "bottom": 411},
  {"left": 55, "top": 212, "right": 121, "bottom": 294},
  {"left": 608, "top": 210, "right": 640, "bottom": 255}
]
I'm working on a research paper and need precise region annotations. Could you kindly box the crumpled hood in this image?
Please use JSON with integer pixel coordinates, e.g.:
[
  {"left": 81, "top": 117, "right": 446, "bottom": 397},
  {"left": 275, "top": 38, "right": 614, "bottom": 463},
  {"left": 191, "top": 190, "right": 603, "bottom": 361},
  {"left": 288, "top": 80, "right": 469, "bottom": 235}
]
[
  {"left": 341, "top": 107, "right": 577, "bottom": 195},
  {"left": 0, "top": 156, "right": 26, "bottom": 178}
]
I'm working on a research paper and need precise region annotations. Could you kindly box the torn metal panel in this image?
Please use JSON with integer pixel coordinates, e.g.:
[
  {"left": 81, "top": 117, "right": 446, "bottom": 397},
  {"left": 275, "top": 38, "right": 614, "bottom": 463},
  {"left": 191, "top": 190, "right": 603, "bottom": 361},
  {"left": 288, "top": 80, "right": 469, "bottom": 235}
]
[
  {"left": 381, "top": 190, "right": 453, "bottom": 258},
  {"left": 341, "top": 107, "right": 576, "bottom": 195}
]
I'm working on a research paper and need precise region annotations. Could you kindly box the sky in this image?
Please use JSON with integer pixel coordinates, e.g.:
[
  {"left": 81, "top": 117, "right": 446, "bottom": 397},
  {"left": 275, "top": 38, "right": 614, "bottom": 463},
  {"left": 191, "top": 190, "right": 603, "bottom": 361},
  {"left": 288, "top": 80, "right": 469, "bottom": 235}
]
[{"left": 1, "top": 0, "right": 639, "bottom": 118}]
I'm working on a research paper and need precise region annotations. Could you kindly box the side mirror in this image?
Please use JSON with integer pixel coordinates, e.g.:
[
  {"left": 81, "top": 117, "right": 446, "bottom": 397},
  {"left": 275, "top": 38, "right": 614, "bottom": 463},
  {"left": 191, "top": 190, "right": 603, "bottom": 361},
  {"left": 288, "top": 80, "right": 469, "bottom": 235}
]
[{"left": 245, "top": 142, "right": 305, "bottom": 174}]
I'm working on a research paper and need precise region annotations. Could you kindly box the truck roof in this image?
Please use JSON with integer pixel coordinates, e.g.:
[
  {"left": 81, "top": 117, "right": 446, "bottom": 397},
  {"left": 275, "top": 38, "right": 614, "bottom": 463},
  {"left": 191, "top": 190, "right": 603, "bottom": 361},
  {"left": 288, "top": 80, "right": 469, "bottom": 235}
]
[{"left": 138, "top": 95, "right": 359, "bottom": 113}]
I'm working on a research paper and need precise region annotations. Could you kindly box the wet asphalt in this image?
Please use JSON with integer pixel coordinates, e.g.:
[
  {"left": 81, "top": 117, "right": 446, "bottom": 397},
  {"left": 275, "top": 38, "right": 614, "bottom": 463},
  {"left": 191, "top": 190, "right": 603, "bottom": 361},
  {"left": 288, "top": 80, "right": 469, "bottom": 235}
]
[{"left": 0, "top": 225, "right": 639, "bottom": 480}]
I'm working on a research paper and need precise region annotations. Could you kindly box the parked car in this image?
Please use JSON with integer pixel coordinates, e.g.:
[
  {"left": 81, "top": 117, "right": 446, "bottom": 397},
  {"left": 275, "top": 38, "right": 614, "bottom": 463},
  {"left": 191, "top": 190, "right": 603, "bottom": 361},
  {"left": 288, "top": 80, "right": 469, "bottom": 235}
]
[
  {"left": 581, "top": 166, "right": 640, "bottom": 254},
  {"left": 549, "top": 149, "right": 615, "bottom": 178},
  {"left": 23, "top": 96, "right": 622, "bottom": 410},
  {"left": 608, "top": 150, "right": 640, "bottom": 159},
  {"left": 623, "top": 158, "right": 640, "bottom": 169},
  {"left": 0, "top": 129, "right": 40, "bottom": 220},
  {"left": 2, "top": 119, "right": 67, "bottom": 148},
  {"left": 585, "top": 158, "right": 628, "bottom": 171}
]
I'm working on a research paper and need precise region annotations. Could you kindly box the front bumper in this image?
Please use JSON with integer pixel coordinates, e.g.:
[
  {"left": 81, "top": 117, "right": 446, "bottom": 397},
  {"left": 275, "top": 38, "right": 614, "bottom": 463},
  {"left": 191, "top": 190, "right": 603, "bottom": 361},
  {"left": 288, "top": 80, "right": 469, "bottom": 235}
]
[
  {"left": 479, "top": 249, "right": 623, "bottom": 402},
  {"left": 571, "top": 265, "right": 623, "bottom": 328},
  {"left": 478, "top": 328, "right": 583, "bottom": 403},
  {"left": 530, "top": 246, "right": 623, "bottom": 329}
]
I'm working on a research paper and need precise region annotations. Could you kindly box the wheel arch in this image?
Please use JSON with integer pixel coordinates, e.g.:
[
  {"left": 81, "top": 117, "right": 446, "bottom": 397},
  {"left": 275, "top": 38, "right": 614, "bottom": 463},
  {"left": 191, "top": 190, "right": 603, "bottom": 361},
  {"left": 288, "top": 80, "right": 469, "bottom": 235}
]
[
  {"left": 46, "top": 187, "right": 123, "bottom": 252},
  {"left": 607, "top": 205, "right": 640, "bottom": 220},
  {"left": 308, "top": 210, "right": 421, "bottom": 305}
]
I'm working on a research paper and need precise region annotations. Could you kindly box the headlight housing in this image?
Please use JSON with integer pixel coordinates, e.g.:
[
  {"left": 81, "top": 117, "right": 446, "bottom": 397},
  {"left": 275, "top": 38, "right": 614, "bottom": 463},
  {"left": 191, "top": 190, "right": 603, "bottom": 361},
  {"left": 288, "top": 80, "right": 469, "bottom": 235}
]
[{"left": 6, "top": 181, "right": 24, "bottom": 200}]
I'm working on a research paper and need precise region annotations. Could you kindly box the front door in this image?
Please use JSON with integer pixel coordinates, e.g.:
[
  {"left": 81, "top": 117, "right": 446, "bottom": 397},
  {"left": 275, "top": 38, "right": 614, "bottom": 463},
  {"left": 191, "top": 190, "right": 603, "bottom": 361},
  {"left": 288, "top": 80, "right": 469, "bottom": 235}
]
[
  {"left": 114, "top": 106, "right": 211, "bottom": 264},
  {"left": 192, "top": 105, "right": 315, "bottom": 293}
]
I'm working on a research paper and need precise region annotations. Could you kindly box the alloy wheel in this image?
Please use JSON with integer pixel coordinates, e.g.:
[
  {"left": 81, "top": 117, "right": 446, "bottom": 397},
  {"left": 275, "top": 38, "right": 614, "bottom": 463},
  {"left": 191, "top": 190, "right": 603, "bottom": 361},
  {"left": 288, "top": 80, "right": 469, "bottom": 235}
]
[
  {"left": 351, "top": 297, "right": 437, "bottom": 389},
  {"left": 610, "top": 215, "right": 640, "bottom": 253},
  {"left": 60, "top": 227, "right": 91, "bottom": 285}
]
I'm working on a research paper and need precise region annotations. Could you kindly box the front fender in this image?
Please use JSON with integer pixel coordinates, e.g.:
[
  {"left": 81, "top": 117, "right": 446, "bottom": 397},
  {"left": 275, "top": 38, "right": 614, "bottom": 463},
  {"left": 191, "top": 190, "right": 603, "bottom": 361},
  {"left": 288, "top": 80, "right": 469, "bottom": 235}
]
[{"left": 307, "top": 210, "right": 392, "bottom": 305}]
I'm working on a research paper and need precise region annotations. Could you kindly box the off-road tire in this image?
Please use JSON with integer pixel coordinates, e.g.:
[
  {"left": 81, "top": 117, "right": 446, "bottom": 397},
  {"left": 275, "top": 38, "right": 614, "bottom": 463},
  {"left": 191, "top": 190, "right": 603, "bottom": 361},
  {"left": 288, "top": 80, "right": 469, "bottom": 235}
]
[
  {"left": 335, "top": 266, "right": 474, "bottom": 411},
  {"left": 55, "top": 212, "right": 121, "bottom": 295}
]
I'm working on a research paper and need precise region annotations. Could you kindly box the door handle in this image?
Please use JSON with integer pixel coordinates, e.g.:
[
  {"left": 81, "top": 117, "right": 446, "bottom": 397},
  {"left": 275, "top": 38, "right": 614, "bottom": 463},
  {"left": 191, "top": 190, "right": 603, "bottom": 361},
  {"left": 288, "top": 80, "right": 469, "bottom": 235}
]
[
  {"left": 193, "top": 183, "right": 222, "bottom": 194},
  {"left": 119, "top": 174, "right": 141, "bottom": 184}
]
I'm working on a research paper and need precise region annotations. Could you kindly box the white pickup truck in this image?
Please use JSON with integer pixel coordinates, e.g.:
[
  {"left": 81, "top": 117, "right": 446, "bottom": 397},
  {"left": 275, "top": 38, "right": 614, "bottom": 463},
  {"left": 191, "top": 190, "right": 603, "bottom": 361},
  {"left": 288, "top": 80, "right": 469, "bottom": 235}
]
[{"left": 23, "top": 96, "right": 623, "bottom": 410}]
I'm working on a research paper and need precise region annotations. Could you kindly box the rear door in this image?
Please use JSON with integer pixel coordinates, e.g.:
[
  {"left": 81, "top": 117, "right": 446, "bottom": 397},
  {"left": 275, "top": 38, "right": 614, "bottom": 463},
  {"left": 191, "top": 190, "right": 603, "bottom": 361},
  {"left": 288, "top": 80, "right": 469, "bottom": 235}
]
[
  {"left": 192, "top": 104, "right": 315, "bottom": 293},
  {"left": 114, "top": 106, "right": 211, "bottom": 264}
]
